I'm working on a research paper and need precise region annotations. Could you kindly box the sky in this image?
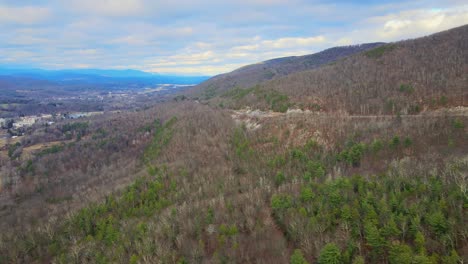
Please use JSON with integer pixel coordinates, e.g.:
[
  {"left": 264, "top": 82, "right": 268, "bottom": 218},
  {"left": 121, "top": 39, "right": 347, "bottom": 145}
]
[{"left": 0, "top": 0, "right": 467, "bottom": 75}]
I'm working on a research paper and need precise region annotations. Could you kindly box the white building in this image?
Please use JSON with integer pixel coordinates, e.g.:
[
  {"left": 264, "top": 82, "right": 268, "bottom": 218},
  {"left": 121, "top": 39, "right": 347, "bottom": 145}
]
[{"left": 13, "top": 116, "right": 37, "bottom": 129}]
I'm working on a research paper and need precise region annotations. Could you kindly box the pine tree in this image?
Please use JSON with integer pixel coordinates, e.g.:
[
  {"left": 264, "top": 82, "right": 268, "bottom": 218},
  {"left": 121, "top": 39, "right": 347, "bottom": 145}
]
[
  {"left": 442, "top": 250, "right": 460, "bottom": 264},
  {"left": 318, "top": 243, "right": 342, "bottom": 264},
  {"left": 382, "top": 217, "right": 400, "bottom": 239},
  {"left": 290, "top": 249, "right": 309, "bottom": 264},
  {"left": 352, "top": 256, "right": 365, "bottom": 264},
  {"left": 364, "top": 222, "right": 384, "bottom": 258},
  {"left": 414, "top": 231, "right": 426, "bottom": 254},
  {"left": 389, "top": 243, "right": 413, "bottom": 264}
]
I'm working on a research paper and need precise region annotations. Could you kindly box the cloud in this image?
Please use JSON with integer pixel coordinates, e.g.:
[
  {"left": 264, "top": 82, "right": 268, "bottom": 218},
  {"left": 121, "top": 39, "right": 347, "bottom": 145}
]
[
  {"left": 262, "top": 36, "right": 326, "bottom": 49},
  {"left": 145, "top": 35, "right": 328, "bottom": 74},
  {"left": 111, "top": 35, "right": 152, "bottom": 46},
  {"left": 70, "top": 49, "right": 99, "bottom": 56},
  {"left": 68, "top": 0, "right": 145, "bottom": 17},
  {"left": 71, "top": 63, "right": 92, "bottom": 68},
  {"left": 147, "top": 51, "right": 218, "bottom": 67},
  {"left": 107, "top": 24, "right": 194, "bottom": 47},
  {"left": 0, "top": 5, "right": 50, "bottom": 24},
  {"left": 146, "top": 63, "right": 248, "bottom": 76},
  {"left": 0, "top": 50, "right": 35, "bottom": 62},
  {"left": 229, "top": 36, "right": 326, "bottom": 55},
  {"left": 358, "top": 5, "right": 468, "bottom": 41},
  {"left": 7, "top": 35, "right": 51, "bottom": 46},
  {"left": 1, "top": 1, "right": 468, "bottom": 75},
  {"left": 236, "top": 0, "right": 295, "bottom": 6}
]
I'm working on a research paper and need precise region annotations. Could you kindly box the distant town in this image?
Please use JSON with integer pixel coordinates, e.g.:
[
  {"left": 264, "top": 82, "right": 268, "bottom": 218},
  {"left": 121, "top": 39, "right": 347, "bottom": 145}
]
[{"left": 0, "top": 111, "right": 112, "bottom": 139}]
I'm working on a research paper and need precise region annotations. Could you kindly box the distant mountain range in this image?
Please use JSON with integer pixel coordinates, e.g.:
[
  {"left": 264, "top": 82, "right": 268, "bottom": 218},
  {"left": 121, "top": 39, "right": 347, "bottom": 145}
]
[{"left": 0, "top": 67, "right": 210, "bottom": 85}]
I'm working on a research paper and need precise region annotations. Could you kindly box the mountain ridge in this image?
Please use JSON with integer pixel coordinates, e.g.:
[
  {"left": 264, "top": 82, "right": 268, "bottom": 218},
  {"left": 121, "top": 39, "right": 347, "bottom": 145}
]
[
  {"left": 193, "top": 24, "right": 468, "bottom": 115},
  {"left": 0, "top": 67, "right": 210, "bottom": 85},
  {"left": 191, "top": 42, "right": 385, "bottom": 97}
]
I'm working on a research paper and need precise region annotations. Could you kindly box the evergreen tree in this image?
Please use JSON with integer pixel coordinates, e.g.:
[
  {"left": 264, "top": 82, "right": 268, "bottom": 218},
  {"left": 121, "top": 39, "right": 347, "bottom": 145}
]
[
  {"left": 352, "top": 256, "right": 365, "bottom": 264},
  {"left": 318, "top": 243, "right": 342, "bottom": 264},
  {"left": 389, "top": 243, "right": 413, "bottom": 264},
  {"left": 364, "top": 223, "right": 384, "bottom": 257},
  {"left": 414, "top": 231, "right": 426, "bottom": 254},
  {"left": 442, "top": 250, "right": 460, "bottom": 264},
  {"left": 290, "top": 249, "right": 309, "bottom": 264}
]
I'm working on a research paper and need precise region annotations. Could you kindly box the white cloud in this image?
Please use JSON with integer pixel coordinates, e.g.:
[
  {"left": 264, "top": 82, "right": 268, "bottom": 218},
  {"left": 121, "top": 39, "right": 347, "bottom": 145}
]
[
  {"left": 261, "top": 36, "right": 326, "bottom": 49},
  {"left": 0, "top": 5, "right": 50, "bottom": 24},
  {"left": 111, "top": 35, "right": 152, "bottom": 46},
  {"left": 144, "top": 34, "right": 328, "bottom": 74},
  {"left": 7, "top": 35, "right": 51, "bottom": 45},
  {"left": 70, "top": 49, "right": 99, "bottom": 56},
  {"left": 71, "top": 63, "right": 92, "bottom": 68},
  {"left": 335, "top": 37, "right": 353, "bottom": 46},
  {"left": 230, "top": 36, "right": 326, "bottom": 53},
  {"left": 1, "top": 1, "right": 468, "bottom": 75},
  {"left": 1, "top": 50, "right": 35, "bottom": 62},
  {"left": 362, "top": 5, "right": 468, "bottom": 41},
  {"left": 148, "top": 51, "right": 218, "bottom": 67},
  {"left": 68, "top": 0, "right": 145, "bottom": 17},
  {"left": 231, "top": 44, "right": 260, "bottom": 52},
  {"left": 146, "top": 63, "right": 247, "bottom": 75},
  {"left": 384, "top": 19, "right": 412, "bottom": 31},
  {"left": 108, "top": 24, "right": 194, "bottom": 46},
  {"left": 236, "top": 0, "right": 299, "bottom": 6}
]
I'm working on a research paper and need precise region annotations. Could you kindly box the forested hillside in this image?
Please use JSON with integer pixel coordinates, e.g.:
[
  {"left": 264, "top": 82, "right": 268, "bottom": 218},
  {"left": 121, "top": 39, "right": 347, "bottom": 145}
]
[
  {"left": 192, "top": 43, "right": 383, "bottom": 99},
  {"left": 197, "top": 25, "right": 468, "bottom": 115},
  {"left": 2, "top": 101, "right": 466, "bottom": 263}
]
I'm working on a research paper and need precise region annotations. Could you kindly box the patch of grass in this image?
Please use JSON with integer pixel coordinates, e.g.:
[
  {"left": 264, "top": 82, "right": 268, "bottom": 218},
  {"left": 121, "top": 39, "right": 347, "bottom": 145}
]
[
  {"left": 143, "top": 117, "right": 177, "bottom": 165},
  {"left": 222, "top": 87, "right": 254, "bottom": 100},
  {"left": 231, "top": 127, "right": 254, "bottom": 160},
  {"left": 439, "top": 95, "right": 448, "bottom": 105},
  {"left": 254, "top": 88, "right": 291, "bottom": 113},
  {"left": 8, "top": 142, "right": 23, "bottom": 159},
  {"left": 46, "top": 196, "right": 73, "bottom": 204},
  {"left": 173, "top": 95, "right": 187, "bottom": 102},
  {"left": 36, "top": 144, "right": 65, "bottom": 157},
  {"left": 203, "top": 85, "right": 217, "bottom": 100},
  {"left": 399, "top": 84, "right": 415, "bottom": 94},
  {"left": 221, "top": 85, "right": 292, "bottom": 112},
  {"left": 365, "top": 44, "right": 396, "bottom": 58},
  {"left": 263, "top": 70, "right": 275, "bottom": 79},
  {"left": 62, "top": 122, "right": 89, "bottom": 133},
  {"left": 452, "top": 119, "right": 464, "bottom": 129}
]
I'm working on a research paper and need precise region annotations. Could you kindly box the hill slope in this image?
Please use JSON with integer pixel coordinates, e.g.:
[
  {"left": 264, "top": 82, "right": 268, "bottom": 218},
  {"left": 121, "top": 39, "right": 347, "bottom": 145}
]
[
  {"left": 196, "top": 25, "right": 468, "bottom": 115},
  {"left": 192, "top": 42, "right": 384, "bottom": 98},
  {"left": 259, "top": 24, "right": 468, "bottom": 114}
]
